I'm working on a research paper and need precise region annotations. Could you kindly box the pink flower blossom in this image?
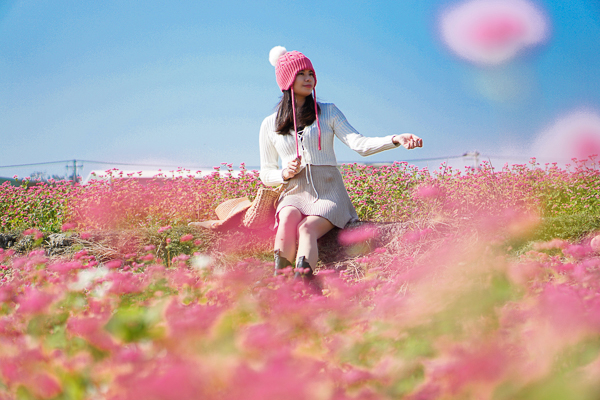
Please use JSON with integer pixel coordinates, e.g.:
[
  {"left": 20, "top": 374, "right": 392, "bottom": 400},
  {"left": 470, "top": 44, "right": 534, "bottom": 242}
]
[
  {"left": 61, "top": 222, "right": 76, "bottom": 231},
  {"left": 439, "top": 0, "right": 549, "bottom": 65},
  {"left": 17, "top": 287, "right": 54, "bottom": 314},
  {"left": 105, "top": 259, "right": 123, "bottom": 269},
  {"left": 141, "top": 254, "right": 155, "bottom": 261},
  {"left": 180, "top": 234, "right": 194, "bottom": 243},
  {"left": 415, "top": 185, "right": 440, "bottom": 199},
  {"left": 533, "top": 110, "right": 600, "bottom": 162},
  {"left": 158, "top": 225, "right": 172, "bottom": 233},
  {"left": 338, "top": 225, "right": 379, "bottom": 246},
  {"left": 108, "top": 271, "right": 146, "bottom": 295},
  {"left": 109, "top": 360, "right": 207, "bottom": 400}
]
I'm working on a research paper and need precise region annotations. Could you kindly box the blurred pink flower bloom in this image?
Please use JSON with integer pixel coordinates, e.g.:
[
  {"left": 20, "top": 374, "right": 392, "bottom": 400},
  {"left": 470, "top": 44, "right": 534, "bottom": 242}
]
[
  {"left": 563, "top": 244, "right": 592, "bottom": 260},
  {"left": 122, "top": 361, "right": 209, "bottom": 400},
  {"left": 165, "top": 300, "right": 222, "bottom": 337},
  {"left": 158, "top": 225, "right": 172, "bottom": 233},
  {"left": 17, "top": 287, "right": 53, "bottom": 314},
  {"left": 338, "top": 225, "right": 379, "bottom": 246},
  {"left": 538, "top": 284, "right": 589, "bottom": 338},
  {"left": 67, "top": 316, "right": 116, "bottom": 351},
  {"left": 23, "top": 228, "right": 43, "bottom": 240},
  {"left": 180, "top": 234, "right": 194, "bottom": 242},
  {"left": 108, "top": 271, "right": 146, "bottom": 295},
  {"left": 61, "top": 222, "right": 76, "bottom": 231},
  {"left": 223, "top": 352, "right": 320, "bottom": 400},
  {"left": 532, "top": 238, "right": 569, "bottom": 251},
  {"left": 440, "top": 0, "right": 549, "bottom": 65},
  {"left": 403, "top": 228, "right": 433, "bottom": 243},
  {"left": 415, "top": 185, "right": 440, "bottom": 199},
  {"left": 105, "top": 259, "right": 122, "bottom": 269},
  {"left": 74, "top": 249, "right": 88, "bottom": 260},
  {"left": 48, "top": 261, "right": 84, "bottom": 274},
  {"left": 533, "top": 110, "right": 600, "bottom": 162},
  {"left": 426, "top": 342, "right": 508, "bottom": 394}
]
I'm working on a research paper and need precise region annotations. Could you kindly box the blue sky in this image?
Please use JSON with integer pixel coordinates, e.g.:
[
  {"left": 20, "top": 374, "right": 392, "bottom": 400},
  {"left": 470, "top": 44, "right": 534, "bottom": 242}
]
[{"left": 1, "top": 0, "right": 600, "bottom": 179}]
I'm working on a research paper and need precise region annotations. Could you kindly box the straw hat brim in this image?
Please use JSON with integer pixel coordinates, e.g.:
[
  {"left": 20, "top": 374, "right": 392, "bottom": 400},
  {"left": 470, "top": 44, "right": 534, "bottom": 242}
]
[{"left": 189, "top": 198, "right": 252, "bottom": 230}]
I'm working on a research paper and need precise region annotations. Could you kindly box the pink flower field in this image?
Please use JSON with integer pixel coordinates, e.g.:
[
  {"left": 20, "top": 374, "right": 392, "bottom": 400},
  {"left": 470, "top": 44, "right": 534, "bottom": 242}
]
[{"left": 1, "top": 160, "right": 600, "bottom": 399}]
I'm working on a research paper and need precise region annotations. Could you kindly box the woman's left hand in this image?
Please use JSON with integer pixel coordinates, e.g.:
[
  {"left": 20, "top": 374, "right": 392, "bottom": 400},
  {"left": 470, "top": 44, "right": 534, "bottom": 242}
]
[{"left": 393, "top": 134, "right": 423, "bottom": 149}]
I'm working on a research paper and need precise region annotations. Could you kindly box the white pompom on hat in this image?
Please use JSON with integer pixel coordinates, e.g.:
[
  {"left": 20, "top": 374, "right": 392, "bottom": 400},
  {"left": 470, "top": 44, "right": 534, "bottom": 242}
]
[{"left": 269, "top": 46, "right": 287, "bottom": 67}]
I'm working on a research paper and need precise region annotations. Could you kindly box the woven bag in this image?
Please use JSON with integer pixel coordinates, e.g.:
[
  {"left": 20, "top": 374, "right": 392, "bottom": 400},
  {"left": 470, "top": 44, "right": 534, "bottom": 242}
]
[{"left": 242, "top": 185, "right": 284, "bottom": 229}]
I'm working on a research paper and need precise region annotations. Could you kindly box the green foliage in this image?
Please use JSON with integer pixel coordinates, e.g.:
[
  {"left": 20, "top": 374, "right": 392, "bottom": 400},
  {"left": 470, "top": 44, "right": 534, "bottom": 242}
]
[
  {"left": 535, "top": 213, "right": 600, "bottom": 241},
  {"left": 105, "top": 303, "right": 165, "bottom": 343}
]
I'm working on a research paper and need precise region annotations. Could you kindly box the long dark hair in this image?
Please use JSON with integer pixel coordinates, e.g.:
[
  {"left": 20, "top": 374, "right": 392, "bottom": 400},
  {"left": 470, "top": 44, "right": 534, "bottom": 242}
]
[{"left": 275, "top": 90, "right": 321, "bottom": 134}]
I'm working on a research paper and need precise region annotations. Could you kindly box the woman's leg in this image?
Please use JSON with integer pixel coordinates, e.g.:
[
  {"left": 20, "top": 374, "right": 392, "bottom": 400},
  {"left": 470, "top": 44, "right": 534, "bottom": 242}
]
[
  {"left": 274, "top": 206, "right": 303, "bottom": 262},
  {"left": 296, "top": 216, "right": 334, "bottom": 268}
]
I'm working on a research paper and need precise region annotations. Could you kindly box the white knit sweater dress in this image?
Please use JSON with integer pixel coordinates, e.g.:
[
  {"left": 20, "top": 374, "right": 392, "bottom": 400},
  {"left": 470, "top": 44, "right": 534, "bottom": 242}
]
[{"left": 259, "top": 103, "right": 400, "bottom": 229}]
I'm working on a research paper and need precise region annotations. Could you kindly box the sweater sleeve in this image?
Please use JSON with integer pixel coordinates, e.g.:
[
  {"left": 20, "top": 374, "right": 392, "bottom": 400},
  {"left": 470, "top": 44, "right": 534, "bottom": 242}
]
[
  {"left": 259, "top": 117, "right": 286, "bottom": 186},
  {"left": 330, "top": 104, "right": 400, "bottom": 156}
]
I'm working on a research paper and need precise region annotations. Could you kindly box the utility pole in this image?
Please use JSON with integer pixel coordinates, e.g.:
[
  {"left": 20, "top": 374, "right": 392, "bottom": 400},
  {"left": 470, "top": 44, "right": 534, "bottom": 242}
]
[
  {"left": 66, "top": 159, "right": 84, "bottom": 185},
  {"left": 462, "top": 151, "right": 480, "bottom": 170}
]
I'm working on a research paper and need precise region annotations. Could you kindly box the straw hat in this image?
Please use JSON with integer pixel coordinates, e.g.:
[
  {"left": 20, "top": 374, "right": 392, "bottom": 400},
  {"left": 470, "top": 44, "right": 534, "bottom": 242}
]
[{"left": 189, "top": 197, "right": 252, "bottom": 230}]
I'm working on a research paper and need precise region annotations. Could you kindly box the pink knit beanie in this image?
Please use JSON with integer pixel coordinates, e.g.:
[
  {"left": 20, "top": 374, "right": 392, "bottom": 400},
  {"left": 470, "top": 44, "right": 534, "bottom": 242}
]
[
  {"left": 269, "top": 46, "right": 322, "bottom": 153},
  {"left": 269, "top": 46, "right": 317, "bottom": 91}
]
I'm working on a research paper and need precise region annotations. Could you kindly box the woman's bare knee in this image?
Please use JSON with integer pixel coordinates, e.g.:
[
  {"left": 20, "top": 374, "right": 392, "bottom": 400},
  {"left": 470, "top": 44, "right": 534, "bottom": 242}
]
[
  {"left": 279, "top": 207, "right": 302, "bottom": 224},
  {"left": 297, "top": 216, "right": 334, "bottom": 239}
]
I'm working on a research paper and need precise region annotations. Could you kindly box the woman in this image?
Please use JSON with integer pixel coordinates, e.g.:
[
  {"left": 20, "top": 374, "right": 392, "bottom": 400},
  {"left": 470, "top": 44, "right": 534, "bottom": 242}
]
[{"left": 260, "top": 46, "right": 423, "bottom": 290}]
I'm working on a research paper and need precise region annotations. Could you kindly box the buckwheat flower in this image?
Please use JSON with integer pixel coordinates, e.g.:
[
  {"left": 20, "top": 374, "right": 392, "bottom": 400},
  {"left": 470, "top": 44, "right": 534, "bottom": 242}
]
[
  {"left": 141, "top": 254, "right": 155, "bottom": 261},
  {"left": 74, "top": 249, "right": 88, "bottom": 260},
  {"left": 61, "top": 222, "right": 76, "bottom": 231},
  {"left": 67, "top": 315, "right": 116, "bottom": 351},
  {"left": 180, "top": 234, "right": 194, "bottom": 243},
  {"left": 338, "top": 225, "right": 379, "bottom": 246},
  {"left": 415, "top": 185, "right": 440, "bottom": 199},
  {"left": 158, "top": 225, "right": 172, "bottom": 233},
  {"left": 17, "top": 287, "right": 53, "bottom": 314}
]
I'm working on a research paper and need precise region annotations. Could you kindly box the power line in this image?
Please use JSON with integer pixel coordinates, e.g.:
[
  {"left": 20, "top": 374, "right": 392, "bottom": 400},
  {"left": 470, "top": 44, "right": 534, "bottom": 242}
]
[
  {"left": 343, "top": 155, "right": 465, "bottom": 164},
  {"left": 0, "top": 160, "right": 75, "bottom": 169},
  {"left": 77, "top": 159, "right": 214, "bottom": 169},
  {"left": 0, "top": 153, "right": 565, "bottom": 172}
]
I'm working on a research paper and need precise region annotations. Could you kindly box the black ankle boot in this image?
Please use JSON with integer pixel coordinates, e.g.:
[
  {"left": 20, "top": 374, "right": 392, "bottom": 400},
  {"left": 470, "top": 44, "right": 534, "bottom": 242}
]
[
  {"left": 294, "top": 256, "right": 322, "bottom": 294},
  {"left": 274, "top": 250, "right": 293, "bottom": 276}
]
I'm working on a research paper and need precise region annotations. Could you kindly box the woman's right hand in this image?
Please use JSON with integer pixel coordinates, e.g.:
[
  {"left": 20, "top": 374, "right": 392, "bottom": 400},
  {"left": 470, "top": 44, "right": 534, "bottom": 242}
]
[{"left": 283, "top": 156, "right": 302, "bottom": 180}]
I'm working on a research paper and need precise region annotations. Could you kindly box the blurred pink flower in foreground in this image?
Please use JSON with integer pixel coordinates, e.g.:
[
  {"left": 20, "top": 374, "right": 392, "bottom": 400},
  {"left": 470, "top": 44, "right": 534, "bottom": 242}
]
[
  {"left": 180, "top": 234, "right": 194, "bottom": 243},
  {"left": 439, "top": 0, "right": 549, "bottom": 65},
  {"left": 532, "top": 110, "right": 600, "bottom": 162},
  {"left": 158, "top": 225, "right": 172, "bottom": 233},
  {"left": 415, "top": 185, "right": 440, "bottom": 199},
  {"left": 338, "top": 225, "right": 379, "bottom": 246},
  {"left": 17, "top": 287, "right": 53, "bottom": 314},
  {"left": 61, "top": 222, "right": 76, "bottom": 232}
]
